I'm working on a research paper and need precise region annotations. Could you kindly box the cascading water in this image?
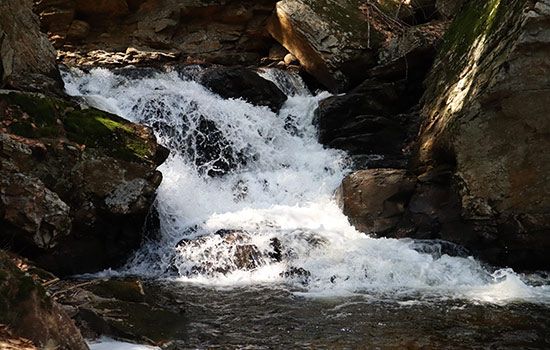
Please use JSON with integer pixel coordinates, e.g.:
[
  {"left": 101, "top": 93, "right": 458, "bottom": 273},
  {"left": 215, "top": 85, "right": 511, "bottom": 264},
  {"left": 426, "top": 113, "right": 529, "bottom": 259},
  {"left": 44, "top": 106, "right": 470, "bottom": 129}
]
[{"left": 62, "top": 66, "right": 550, "bottom": 305}]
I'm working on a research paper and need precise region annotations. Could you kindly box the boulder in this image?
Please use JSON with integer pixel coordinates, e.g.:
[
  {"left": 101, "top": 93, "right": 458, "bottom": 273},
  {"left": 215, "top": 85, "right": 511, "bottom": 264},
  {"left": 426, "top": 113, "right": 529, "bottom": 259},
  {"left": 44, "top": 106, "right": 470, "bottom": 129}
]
[
  {"left": 268, "top": 0, "right": 378, "bottom": 92},
  {"left": 198, "top": 66, "right": 287, "bottom": 112},
  {"left": 0, "top": 251, "right": 89, "bottom": 350},
  {"left": 413, "top": 0, "right": 550, "bottom": 270},
  {"left": 0, "top": 0, "right": 63, "bottom": 95},
  {"left": 0, "top": 91, "right": 169, "bottom": 275},
  {"left": 336, "top": 169, "right": 417, "bottom": 235}
]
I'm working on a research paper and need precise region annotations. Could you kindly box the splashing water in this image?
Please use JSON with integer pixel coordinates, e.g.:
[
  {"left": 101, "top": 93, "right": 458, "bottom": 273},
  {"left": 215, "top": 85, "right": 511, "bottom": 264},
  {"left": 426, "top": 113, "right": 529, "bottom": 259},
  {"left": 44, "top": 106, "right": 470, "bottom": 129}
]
[{"left": 62, "top": 66, "right": 550, "bottom": 305}]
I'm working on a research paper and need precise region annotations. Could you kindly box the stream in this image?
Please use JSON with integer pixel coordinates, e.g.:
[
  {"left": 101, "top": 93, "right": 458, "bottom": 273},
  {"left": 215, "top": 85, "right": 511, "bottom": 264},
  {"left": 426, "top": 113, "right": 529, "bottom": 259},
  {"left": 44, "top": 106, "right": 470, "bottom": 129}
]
[{"left": 63, "top": 66, "right": 550, "bottom": 349}]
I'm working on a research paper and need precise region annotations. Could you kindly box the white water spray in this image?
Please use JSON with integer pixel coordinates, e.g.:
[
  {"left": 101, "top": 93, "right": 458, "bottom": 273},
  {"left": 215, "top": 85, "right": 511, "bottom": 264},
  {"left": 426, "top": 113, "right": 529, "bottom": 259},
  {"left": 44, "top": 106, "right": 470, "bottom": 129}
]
[{"left": 63, "top": 66, "right": 550, "bottom": 304}]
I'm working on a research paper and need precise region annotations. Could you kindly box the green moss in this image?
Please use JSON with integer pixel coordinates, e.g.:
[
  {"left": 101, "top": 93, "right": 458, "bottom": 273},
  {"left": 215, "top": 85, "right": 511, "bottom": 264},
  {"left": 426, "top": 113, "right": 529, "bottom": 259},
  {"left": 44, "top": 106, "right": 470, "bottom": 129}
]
[
  {"left": 304, "top": 0, "right": 375, "bottom": 40},
  {"left": 438, "top": 0, "right": 526, "bottom": 84},
  {"left": 89, "top": 279, "right": 145, "bottom": 303},
  {"left": 63, "top": 109, "right": 152, "bottom": 162},
  {"left": 1, "top": 92, "right": 155, "bottom": 163},
  {"left": 4, "top": 92, "right": 65, "bottom": 138},
  {"left": 6, "top": 92, "right": 59, "bottom": 125}
]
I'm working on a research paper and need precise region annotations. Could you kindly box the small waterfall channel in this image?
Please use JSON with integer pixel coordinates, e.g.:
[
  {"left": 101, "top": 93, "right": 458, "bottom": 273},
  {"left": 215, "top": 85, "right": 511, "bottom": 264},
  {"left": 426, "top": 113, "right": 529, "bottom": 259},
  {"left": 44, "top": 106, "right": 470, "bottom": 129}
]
[{"left": 62, "top": 66, "right": 550, "bottom": 349}]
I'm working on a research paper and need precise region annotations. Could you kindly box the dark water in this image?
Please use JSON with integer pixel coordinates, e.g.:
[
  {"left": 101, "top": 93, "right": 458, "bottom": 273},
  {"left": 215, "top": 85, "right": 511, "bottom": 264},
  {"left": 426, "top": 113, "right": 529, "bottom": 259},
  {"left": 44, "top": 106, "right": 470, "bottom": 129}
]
[{"left": 141, "top": 281, "right": 550, "bottom": 350}]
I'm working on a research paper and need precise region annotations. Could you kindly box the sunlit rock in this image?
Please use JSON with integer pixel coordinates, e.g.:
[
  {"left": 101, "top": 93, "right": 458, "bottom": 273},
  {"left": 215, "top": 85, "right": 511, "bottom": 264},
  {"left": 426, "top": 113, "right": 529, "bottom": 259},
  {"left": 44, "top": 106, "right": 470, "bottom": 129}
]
[{"left": 414, "top": 0, "right": 550, "bottom": 270}]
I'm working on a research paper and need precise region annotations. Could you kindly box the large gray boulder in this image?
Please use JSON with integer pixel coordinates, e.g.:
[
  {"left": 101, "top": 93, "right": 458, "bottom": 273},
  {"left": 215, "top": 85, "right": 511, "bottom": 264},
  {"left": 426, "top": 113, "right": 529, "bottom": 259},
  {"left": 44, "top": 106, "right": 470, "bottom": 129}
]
[
  {"left": 413, "top": 0, "right": 550, "bottom": 270},
  {"left": 267, "top": 0, "right": 377, "bottom": 92}
]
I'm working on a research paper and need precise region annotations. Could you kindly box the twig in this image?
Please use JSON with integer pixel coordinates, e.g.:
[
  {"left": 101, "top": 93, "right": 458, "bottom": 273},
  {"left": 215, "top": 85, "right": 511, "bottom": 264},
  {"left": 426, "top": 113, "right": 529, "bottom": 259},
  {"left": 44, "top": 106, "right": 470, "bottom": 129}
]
[
  {"left": 50, "top": 280, "right": 100, "bottom": 297},
  {"left": 42, "top": 277, "right": 60, "bottom": 287}
]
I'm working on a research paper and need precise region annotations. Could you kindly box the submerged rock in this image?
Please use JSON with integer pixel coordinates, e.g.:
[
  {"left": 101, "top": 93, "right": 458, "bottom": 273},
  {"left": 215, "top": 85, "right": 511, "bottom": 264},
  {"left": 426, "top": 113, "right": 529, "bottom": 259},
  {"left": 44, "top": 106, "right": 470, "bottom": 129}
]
[
  {"left": 0, "top": 251, "right": 89, "bottom": 350},
  {"left": 413, "top": 0, "right": 550, "bottom": 270},
  {"left": 0, "top": 91, "right": 168, "bottom": 275}
]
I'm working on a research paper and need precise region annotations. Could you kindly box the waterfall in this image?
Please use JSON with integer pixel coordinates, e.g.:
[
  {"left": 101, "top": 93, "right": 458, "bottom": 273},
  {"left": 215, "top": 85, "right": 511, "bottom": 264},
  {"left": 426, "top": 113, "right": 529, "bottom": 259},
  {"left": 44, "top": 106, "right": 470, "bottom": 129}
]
[{"left": 62, "top": 66, "right": 550, "bottom": 304}]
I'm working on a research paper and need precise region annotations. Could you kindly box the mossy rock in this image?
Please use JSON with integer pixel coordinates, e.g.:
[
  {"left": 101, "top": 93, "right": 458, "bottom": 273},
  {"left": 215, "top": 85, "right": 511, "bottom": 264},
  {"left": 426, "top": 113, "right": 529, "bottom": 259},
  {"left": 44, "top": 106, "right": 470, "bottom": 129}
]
[
  {"left": 78, "top": 295, "right": 187, "bottom": 344},
  {"left": 436, "top": 0, "right": 525, "bottom": 85},
  {"left": 88, "top": 279, "right": 146, "bottom": 303},
  {"left": 0, "top": 251, "right": 50, "bottom": 326},
  {"left": 0, "top": 91, "right": 158, "bottom": 163}
]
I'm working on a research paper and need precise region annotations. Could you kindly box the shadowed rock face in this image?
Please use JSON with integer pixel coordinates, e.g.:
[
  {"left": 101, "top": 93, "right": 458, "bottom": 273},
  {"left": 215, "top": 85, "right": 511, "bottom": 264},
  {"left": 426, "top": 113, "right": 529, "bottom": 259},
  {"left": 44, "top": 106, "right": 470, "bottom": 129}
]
[
  {"left": 0, "top": 0, "right": 64, "bottom": 95},
  {"left": 412, "top": 0, "right": 550, "bottom": 270},
  {"left": 0, "top": 251, "right": 89, "bottom": 350},
  {"left": 0, "top": 91, "right": 168, "bottom": 275}
]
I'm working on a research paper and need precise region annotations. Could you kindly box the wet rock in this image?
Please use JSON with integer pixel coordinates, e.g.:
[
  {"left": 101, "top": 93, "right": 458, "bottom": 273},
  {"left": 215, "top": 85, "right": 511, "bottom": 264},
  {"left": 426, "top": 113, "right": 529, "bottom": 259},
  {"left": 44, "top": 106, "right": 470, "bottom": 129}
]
[
  {"left": 175, "top": 230, "right": 265, "bottom": 274},
  {"left": 190, "top": 116, "right": 245, "bottom": 177},
  {"left": 280, "top": 266, "right": 311, "bottom": 284},
  {"left": 1, "top": 0, "right": 63, "bottom": 95},
  {"left": 0, "top": 161, "right": 72, "bottom": 250},
  {"left": 413, "top": 0, "right": 550, "bottom": 270},
  {"left": 409, "top": 239, "right": 471, "bottom": 259},
  {"left": 198, "top": 66, "right": 287, "bottom": 112},
  {"left": 336, "top": 169, "right": 417, "bottom": 235},
  {"left": 0, "top": 91, "right": 168, "bottom": 275},
  {"left": 0, "top": 251, "right": 89, "bottom": 350},
  {"left": 316, "top": 78, "right": 420, "bottom": 167}
]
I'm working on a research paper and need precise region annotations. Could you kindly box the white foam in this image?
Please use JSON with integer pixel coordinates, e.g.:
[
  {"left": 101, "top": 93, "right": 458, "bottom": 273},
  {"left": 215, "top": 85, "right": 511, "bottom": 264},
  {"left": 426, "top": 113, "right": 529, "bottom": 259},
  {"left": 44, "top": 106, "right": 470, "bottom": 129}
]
[
  {"left": 62, "top": 66, "right": 550, "bottom": 304},
  {"left": 88, "top": 338, "right": 159, "bottom": 350}
]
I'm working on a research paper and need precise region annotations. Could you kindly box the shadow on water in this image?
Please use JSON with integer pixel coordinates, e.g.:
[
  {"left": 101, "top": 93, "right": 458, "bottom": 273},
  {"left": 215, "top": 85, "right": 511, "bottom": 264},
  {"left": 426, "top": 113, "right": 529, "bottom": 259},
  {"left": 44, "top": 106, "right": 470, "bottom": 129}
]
[{"left": 142, "top": 280, "right": 550, "bottom": 350}]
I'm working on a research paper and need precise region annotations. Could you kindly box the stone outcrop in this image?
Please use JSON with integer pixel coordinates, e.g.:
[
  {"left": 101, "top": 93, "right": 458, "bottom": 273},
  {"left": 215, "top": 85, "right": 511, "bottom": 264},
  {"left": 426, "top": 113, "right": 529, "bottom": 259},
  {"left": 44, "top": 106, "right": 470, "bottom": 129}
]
[
  {"left": 410, "top": 0, "right": 550, "bottom": 270},
  {"left": 0, "top": 91, "right": 168, "bottom": 275},
  {"left": 0, "top": 251, "right": 89, "bottom": 350},
  {"left": 34, "top": 0, "right": 278, "bottom": 67},
  {"left": 0, "top": 0, "right": 63, "bottom": 95}
]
